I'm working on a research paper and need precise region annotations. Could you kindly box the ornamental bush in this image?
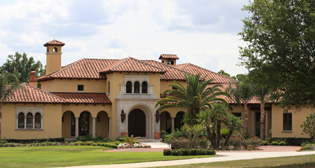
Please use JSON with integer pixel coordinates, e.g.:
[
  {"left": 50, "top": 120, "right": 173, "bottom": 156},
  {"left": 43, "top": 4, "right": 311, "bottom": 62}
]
[
  {"left": 301, "top": 113, "right": 315, "bottom": 141},
  {"left": 271, "top": 141, "right": 279, "bottom": 145},
  {"left": 230, "top": 136, "right": 242, "bottom": 149}
]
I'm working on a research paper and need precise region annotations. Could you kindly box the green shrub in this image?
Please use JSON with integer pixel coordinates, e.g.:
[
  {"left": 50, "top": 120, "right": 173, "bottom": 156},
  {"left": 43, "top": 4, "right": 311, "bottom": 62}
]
[
  {"left": 1, "top": 140, "right": 8, "bottom": 144},
  {"left": 271, "top": 141, "right": 279, "bottom": 145},
  {"left": 301, "top": 144, "right": 315, "bottom": 151},
  {"left": 163, "top": 149, "right": 171, "bottom": 156},
  {"left": 279, "top": 141, "right": 286, "bottom": 146},
  {"left": 163, "top": 149, "right": 216, "bottom": 156},
  {"left": 262, "top": 140, "right": 269, "bottom": 145}
]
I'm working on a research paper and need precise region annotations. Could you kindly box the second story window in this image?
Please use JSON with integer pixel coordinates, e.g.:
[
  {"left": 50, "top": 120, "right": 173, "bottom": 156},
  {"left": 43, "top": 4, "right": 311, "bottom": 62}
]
[
  {"left": 134, "top": 81, "right": 140, "bottom": 93},
  {"left": 167, "top": 61, "right": 174, "bottom": 65},
  {"left": 142, "top": 81, "right": 148, "bottom": 93},
  {"left": 78, "top": 85, "right": 84, "bottom": 92},
  {"left": 108, "top": 81, "right": 110, "bottom": 94},
  {"left": 126, "top": 81, "right": 132, "bottom": 93}
]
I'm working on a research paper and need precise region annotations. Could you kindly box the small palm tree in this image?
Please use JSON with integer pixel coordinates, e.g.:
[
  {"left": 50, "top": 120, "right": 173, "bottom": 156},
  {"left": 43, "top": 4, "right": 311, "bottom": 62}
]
[
  {"left": 122, "top": 135, "right": 140, "bottom": 145},
  {"left": 227, "top": 81, "right": 255, "bottom": 134},
  {"left": 156, "top": 74, "right": 228, "bottom": 125},
  {"left": 197, "top": 103, "right": 229, "bottom": 149},
  {"left": 223, "top": 113, "right": 243, "bottom": 147},
  {"left": 254, "top": 84, "right": 270, "bottom": 140}
]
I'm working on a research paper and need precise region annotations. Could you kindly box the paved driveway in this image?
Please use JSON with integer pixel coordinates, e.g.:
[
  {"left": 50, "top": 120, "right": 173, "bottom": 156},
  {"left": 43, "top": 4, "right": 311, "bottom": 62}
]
[{"left": 62, "top": 150, "right": 315, "bottom": 168}]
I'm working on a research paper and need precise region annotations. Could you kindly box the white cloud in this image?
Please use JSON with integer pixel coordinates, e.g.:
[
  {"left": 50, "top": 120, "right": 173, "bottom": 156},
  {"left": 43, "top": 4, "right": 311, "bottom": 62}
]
[{"left": 0, "top": 0, "right": 249, "bottom": 76}]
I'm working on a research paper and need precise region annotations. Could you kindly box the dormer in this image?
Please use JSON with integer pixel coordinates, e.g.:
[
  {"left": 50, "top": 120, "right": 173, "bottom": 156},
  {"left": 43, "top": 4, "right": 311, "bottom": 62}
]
[
  {"left": 44, "top": 40, "right": 65, "bottom": 75},
  {"left": 159, "top": 54, "right": 179, "bottom": 66}
]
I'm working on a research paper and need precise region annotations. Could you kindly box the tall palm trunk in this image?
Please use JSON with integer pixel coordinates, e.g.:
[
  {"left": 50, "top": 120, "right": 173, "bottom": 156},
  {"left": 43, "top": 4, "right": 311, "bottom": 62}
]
[
  {"left": 224, "top": 129, "right": 233, "bottom": 147},
  {"left": 244, "top": 102, "right": 249, "bottom": 134},
  {"left": 216, "top": 120, "right": 221, "bottom": 149},
  {"left": 260, "top": 103, "right": 265, "bottom": 140}
]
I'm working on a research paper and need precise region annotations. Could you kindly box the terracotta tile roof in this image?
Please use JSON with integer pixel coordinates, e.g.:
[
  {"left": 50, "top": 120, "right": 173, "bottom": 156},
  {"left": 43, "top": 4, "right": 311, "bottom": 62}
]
[
  {"left": 37, "top": 59, "right": 118, "bottom": 81},
  {"left": 143, "top": 60, "right": 190, "bottom": 81},
  {"left": 44, "top": 40, "right": 65, "bottom": 47},
  {"left": 52, "top": 93, "right": 112, "bottom": 104},
  {"left": 100, "top": 57, "right": 166, "bottom": 74},
  {"left": 4, "top": 83, "right": 65, "bottom": 104},
  {"left": 175, "top": 63, "right": 232, "bottom": 84},
  {"left": 159, "top": 54, "right": 179, "bottom": 60}
]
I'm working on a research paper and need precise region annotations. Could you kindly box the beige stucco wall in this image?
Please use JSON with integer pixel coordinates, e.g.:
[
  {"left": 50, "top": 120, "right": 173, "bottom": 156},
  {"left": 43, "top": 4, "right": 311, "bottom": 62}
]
[
  {"left": 41, "top": 79, "right": 107, "bottom": 93},
  {"left": 272, "top": 104, "right": 314, "bottom": 138},
  {"left": 1, "top": 103, "right": 63, "bottom": 139}
]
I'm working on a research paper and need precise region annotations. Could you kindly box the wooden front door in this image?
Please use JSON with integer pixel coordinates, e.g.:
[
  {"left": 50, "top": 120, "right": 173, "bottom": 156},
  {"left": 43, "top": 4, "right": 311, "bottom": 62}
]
[{"left": 128, "top": 109, "right": 146, "bottom": 137}]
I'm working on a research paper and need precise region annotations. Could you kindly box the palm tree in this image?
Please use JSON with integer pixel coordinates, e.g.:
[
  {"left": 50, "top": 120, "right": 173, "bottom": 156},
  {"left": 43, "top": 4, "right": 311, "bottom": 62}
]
[
  {"left": 254, "top": 84, "right": 270, "bottom": 140},
  {"left": 0, "top": 73, "right": 19, "bottom": 141},
  {"left": 155, "top": 74, "right": 228, "bottom": 125},
  {"left": 223, "top": 113, "right": 243, "bottom": 147},
  {"left": 197, "top": 103, "right": 229, "bottom": 149},
  {"left": 226, "top": 81, "right": 255, "bottom": 134}
]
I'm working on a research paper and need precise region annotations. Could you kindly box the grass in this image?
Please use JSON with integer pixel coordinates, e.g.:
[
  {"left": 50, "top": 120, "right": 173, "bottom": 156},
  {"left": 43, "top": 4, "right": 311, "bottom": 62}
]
[
  {"left": 162, "top": 154, "right": 315, "bottom": 168},
  {"left": 0, "top": 146, "right": 212, "bottom": 168}
]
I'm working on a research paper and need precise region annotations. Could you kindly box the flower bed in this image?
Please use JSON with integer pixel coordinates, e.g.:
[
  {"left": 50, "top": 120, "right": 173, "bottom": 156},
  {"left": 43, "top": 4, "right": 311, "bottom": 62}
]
[{"left": 117, "top": 143, "right": 151, "bottom": 149}]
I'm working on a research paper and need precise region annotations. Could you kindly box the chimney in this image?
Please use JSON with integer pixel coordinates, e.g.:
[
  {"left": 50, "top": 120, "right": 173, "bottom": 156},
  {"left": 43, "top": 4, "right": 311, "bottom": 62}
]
[
  {"left": 29, "top": 71, "right": 37, "bottom": 88},
  {"left": 159, "top": 54, "right": 179, "bottom": 66}
]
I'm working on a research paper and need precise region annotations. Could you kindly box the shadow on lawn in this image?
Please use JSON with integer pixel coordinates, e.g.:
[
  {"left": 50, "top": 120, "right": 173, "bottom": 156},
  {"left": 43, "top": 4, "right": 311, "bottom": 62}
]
[{"left": 259, "top": 162, "right": 315, "bottom": 168}]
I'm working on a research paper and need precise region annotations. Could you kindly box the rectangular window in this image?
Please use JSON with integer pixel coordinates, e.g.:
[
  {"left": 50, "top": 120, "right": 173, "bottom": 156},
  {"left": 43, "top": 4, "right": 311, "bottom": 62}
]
[
  {"left": 167, "top": 61, "right": 174, "bottom": 65},
  {"left": 108, "top": 81, "right": 110, "bottom": 94},
  {"left": 283, "top": 113, "right": 292, "bottom": 131},
  {"left": 78, "top": 85, "right": 84, "bottom": 92},
  {"left": 232, "top": 112, "right": 242, "bottom": 118}
]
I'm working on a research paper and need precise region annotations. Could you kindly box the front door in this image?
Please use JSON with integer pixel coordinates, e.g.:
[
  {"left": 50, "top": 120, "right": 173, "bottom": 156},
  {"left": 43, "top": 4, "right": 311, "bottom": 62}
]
[{"left": 128, "top": 109, "right": 146, "bottom": 137}]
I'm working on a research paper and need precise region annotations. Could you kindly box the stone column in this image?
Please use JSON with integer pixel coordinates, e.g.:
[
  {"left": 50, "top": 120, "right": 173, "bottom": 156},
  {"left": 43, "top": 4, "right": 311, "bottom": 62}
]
[
  {"left": 32, "top": 114, "right": 35, "bottom": 129},
  {"left": 75, "top": 117, "right": 79, "bottom": 138},
  {"left": 24, "top": 114, "right": 27, "bottom": 129},
  {"left": 265, "top": 111, "right": 269, "bottom": 139},
  {"left": 92, "top": 117, "right": 96, "bottom": 138},
  {"left": 252, "top": 111, "right": 255, "bottom": 136},
  {"left": 171, "top": 117, "right": 175, "bottom": 132}
]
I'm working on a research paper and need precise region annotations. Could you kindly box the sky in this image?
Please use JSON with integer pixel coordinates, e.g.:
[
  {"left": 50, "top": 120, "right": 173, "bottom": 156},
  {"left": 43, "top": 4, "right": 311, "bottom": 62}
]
[{"left": 0, "top": 0, "right": 250, "bottom": 76}]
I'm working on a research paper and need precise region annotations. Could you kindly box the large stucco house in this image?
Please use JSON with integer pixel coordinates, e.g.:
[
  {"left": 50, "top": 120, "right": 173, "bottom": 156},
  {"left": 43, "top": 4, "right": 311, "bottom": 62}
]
[{"left": 1, "top": 40, "right": 313, "bottom": 140}]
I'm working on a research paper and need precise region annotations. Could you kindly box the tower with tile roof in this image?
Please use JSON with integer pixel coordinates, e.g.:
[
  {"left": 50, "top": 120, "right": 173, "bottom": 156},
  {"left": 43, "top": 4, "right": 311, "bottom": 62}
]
[
  {"left": 44, "top": 40, "right": 65, "bottom": 75},
  {"left": 159, "top": 54, "right": 179, "bottom": 66}
]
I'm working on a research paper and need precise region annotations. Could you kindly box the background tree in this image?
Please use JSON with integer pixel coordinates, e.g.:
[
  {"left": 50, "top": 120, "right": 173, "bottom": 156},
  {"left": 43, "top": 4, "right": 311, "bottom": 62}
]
[
  {"left": 156, "top": 74, "right": 228, "bottom": 125},
  {"left": 239, "top": 0, "right": 315, "bottom": 109},
  {"left": 0, "top": 73, "right": 19, "bottom": 141},
  {"left": 0, "top": 52, "right": 44, "bottom": 83}
]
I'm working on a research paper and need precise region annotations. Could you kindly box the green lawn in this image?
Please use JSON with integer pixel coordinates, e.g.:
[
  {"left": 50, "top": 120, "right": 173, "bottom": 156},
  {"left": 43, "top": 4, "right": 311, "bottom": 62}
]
[
  {"left": 162, "top": 154, "right": 315, "bottom": 168},
  {"left": 0, "top": 146, "right": 212, "bottom": 168}
]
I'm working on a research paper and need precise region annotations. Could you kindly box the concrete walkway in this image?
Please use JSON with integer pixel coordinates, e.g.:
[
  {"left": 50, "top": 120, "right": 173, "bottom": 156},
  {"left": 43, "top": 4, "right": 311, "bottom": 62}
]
[{"left": 62, "top": 151, "right": 315, "bottom": 168}]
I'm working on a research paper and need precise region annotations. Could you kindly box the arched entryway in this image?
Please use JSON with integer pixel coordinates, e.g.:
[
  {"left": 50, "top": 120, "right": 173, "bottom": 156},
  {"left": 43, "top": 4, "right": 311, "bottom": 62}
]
[
  {"left": 160, "top": 111, "right": 171, "bottom": 134},
  {"left": 95, "top": 111, "right": 109, "bottom": 138},
  {"left": 175, "top": 111, "right": 185, "bottom": 130},
  {"left": 79, "top": 111, "right": 91, "bottom": 136},
  {"left": 62, "top": 111, "right": 75, "bottom": 138},
  {"left": 128, "top": 109, "right": 146, "bottom": 137}
]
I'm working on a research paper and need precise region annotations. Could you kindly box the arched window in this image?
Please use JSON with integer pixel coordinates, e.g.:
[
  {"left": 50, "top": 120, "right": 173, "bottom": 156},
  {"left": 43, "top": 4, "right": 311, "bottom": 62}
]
[
  {"left": 142, "top": 81, "right": 148, "bottom": 93},
  {"left": 53, "top": 47, "right": 58, "bottom": 53},
  {"left": 35, "top": 113, "right": 41, "bottom": 129},
  {"left": 134, "top": 81, "right": 140, "bottom": 93},
  {"left": 18, "top": 112, "right": 25, "bottom": 129},
  {"left": 126, "top": 81, "right": 132, "bottom": 93},
  {"left": 26, "top": 113, "right": 33, "bottom": 129}
]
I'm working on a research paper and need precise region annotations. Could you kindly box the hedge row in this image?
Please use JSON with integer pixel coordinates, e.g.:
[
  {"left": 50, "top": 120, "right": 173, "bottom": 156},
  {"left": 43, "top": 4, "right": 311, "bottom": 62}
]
[
  {"left": 164, "top": 149, "right": 216, "bottom": 156},
  {"left": 70, "top": 141, "right": 118, "bottom": 148},
  {"left": 2, "top": 138, "right": 64, "bottom": 143},
  {"left": 271, "top": 138, "right": 310, "bottom": 146}
]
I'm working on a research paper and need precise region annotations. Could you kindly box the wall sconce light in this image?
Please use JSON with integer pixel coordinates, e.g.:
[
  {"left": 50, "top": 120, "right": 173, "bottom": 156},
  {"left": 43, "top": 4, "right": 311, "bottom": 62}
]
[
  {"left": 121, "top": 109, "right": 126, "bottom": 123},
  {"left": 155, "top": 110, "right": 160, "bottom": 123}
]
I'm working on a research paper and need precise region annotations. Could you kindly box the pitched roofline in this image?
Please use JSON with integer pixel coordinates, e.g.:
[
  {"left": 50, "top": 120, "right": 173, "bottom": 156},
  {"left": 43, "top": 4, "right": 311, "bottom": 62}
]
[
  {"left": 100, "top": 57, "right": 166, "bottom": 74},
  {"left": 177, "top": 63, "right": 234, "bottom": 83}
]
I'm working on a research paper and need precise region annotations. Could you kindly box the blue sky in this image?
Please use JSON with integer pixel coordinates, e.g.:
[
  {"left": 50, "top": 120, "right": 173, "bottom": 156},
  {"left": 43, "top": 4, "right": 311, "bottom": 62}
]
[{"left": 0, "top": 0, "right": 250, "bottom": 76}]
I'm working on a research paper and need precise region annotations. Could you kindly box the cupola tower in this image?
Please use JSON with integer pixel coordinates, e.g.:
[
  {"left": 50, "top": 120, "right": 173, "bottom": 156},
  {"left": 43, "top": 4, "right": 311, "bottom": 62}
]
[{"left": 44, "top": 40, "right": 65, "bottom": 75}]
